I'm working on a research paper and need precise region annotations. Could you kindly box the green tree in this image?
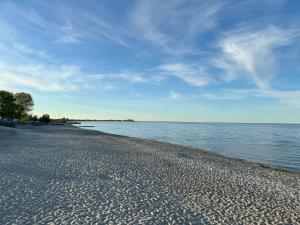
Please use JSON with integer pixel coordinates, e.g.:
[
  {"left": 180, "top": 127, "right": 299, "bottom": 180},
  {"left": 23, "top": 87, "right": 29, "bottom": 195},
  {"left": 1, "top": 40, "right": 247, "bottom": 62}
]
[
  {"left": 21, "top": 114, "right": 37, "bottom": 122},
  {"left": 14, "top": 92, "right": 34, "bottom": 119},
  {"left": 32, "top": 115, "right": 38, "bottom": 121},
  {"left": 0, "top": 90, "right": 16, "bottom": 119},
  {"left": 40, "top": 114, "right": 50, "bottom": 123}
]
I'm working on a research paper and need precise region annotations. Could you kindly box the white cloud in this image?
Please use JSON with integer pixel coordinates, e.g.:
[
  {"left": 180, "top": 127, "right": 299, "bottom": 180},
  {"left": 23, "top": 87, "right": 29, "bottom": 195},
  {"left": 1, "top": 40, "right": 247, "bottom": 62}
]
[
  {"left": 12, "top": 44, "right": 50, "bottom": 59},
  {"left": 168, "top": 91, "right": 183, "bottom": 100},
  {"left": 53, "top": 7, "right": 131, "bottom": 46},
  {"left": 53, "top": 14, "right": 129, "bottom": 45},
  {"left": 254, "top": 89, "right": 300, "bottom": 108},
  {"left": 56, "top": 20, "right": 82, "bottom": 44},
  {"left": 202, "top": 92, "right": 243, "bottom": 100},
  {"left": 80, "top": 12, "right": 130, "bottom": 47},
  {"left": 115, "top": 72, "right": 151, "bottom": 83},
  {"left": 94, "top": 71, "right": 165, "bottom": 84},
  {"left": 271, "top": 92, "right": 300, "bottom": 108},
  {"left": 216, "top": 26, "right": 300, "bottom": 89},
  {"left": 130, "top": 0, "right": 223, "bottom": 55},
  {"left": 159, "top": 63, "right": 212, "bottom": 87},
  {"left": 1, "top": 0, "right": 299, "bottom": 102},
  {"left": 0, "top": 35, "right": 164, "bottom": 93},
  {"left": 221, "top": 89, "right": 300, "bottom": 108},
  {"left": 0, "top": 1, "right": 130, "bottom": 46},
  {"left": 0, "top": 61, "right": 88, "bottom": 92}
]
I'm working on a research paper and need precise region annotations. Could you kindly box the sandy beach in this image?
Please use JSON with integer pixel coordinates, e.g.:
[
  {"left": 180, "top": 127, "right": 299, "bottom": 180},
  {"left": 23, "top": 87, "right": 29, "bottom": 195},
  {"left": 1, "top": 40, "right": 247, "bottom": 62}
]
[{"left": 0, "top": 125, "right": 299, "bottom": 225}]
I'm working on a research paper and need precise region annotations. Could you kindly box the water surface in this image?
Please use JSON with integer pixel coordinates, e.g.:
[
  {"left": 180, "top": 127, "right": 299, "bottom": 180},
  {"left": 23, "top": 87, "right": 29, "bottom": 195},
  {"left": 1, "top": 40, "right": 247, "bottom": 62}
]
[{"left": 77, "top": 121, "right": 300, "bottom": 172}]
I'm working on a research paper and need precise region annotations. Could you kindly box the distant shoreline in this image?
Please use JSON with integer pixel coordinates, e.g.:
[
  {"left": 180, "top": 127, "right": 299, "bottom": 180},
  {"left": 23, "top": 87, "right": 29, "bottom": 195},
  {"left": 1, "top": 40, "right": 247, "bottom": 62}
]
[
  {"left": 2, "top": 122, "right": 299, "bottom": 174},
  {"left": 71, "top": 120, "right": 300, "bottom": 125},
  {"left": 74, "top": 121, "right": 300, "bottom": 173},
  {"left": 79, "top": 124, "right": 300, "bottom": 175},
  {"left": 70, "top": 119, "right": 135, "bottom": 122}
]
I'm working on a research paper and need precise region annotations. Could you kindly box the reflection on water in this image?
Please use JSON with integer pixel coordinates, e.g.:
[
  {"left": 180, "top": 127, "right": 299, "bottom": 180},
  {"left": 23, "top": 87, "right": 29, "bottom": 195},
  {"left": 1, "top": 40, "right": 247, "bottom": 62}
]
[{"left": 77, "top": 121, "right": 300, "bottom": 172}]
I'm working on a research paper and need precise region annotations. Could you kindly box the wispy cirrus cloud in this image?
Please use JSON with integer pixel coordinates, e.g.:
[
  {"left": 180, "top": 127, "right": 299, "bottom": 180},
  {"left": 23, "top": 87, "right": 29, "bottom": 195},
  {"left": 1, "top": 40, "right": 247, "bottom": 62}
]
[
  {"left": 0, "top": 60, "right": 92, "bottom": 92},
  {"left": 114, "top": 72, "right": 153, "bottom": 84},
  {"left": 53, "top": 12, "right": 130, "bottom": 46},
  {"left": 265, "top": 90, "right": 300, "bottom": 108},
  {"left": 201, "top": 92, "right": 243, "bottom": 100},
  {"left": 0, "top": 1, "right": 130, "bottom": 46},
  {"left": 215, "top": 25, "right": 300, "bottom": 89},
  {"left": 232, "top": 89, "right": 300, "bottom": 108},
  {"left": 159, "top": 63, "right": 212, "bottom": 87},
  {"left": 0, "top": 34, "right": 93, "bottom": 92},
  {"left": 95, "top": 71, "right": 165, "bottom": 84},
  {"left": 12, "top": 43, "right": 49, "bottom": 59},
  {"left": 202, "top": 89, "right": 300, "bottom": 108},
  {"left": 130, "top": 0, "right": 224, "bottom": 55},
  {"left": 56, "top": 20, "right": 81, "bottom": 44}
]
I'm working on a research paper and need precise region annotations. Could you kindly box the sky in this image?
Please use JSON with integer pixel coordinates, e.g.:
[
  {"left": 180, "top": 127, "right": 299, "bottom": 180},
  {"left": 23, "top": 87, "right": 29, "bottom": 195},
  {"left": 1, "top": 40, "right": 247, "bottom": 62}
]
[{"left": 0, "top": 0, "right": 300, "bottom": 123}]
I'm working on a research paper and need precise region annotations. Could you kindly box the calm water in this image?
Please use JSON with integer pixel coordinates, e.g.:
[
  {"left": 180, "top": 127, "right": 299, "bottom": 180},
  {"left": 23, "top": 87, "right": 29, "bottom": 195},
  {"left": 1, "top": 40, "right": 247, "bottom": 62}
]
[{"left": 77, "top": 121, "right": 300, "bottom": 172}]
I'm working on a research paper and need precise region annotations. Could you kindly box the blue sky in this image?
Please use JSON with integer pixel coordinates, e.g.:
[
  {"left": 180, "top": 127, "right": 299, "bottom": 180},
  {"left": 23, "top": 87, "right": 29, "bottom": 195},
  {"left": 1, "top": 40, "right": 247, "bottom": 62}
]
[{"left": 0, "top": 0, "right": 300, "bottom": 122}]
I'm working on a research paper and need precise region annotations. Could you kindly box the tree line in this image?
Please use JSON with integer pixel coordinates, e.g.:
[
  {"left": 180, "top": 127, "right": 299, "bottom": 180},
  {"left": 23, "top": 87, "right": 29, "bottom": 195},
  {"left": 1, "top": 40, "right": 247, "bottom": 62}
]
[{"left": 0, "top": 90, "right": 50, "bottom": 123}]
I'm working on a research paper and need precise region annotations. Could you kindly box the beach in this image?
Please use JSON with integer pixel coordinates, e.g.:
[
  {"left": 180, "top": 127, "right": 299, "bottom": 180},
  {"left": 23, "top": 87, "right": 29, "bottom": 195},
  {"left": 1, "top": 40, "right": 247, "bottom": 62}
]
[{"left": 0, "top": 125, "right": 299, "bottom": 224}]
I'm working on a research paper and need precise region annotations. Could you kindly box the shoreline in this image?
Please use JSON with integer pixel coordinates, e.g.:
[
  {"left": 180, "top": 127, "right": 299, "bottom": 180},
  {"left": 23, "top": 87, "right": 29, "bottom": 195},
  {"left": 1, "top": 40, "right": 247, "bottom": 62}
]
[
  {"left": 74, "top": 124, "right": 300, "bottom": 175},
  {"left": 1, "top": 124, "right": 299, "bottom": 224}
]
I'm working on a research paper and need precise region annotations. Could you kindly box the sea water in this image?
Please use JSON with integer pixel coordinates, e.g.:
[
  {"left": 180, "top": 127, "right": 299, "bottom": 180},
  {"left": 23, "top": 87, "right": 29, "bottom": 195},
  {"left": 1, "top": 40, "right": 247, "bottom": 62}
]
[{"left": 76, "top": 121, "right": 300, "bottom": 172}]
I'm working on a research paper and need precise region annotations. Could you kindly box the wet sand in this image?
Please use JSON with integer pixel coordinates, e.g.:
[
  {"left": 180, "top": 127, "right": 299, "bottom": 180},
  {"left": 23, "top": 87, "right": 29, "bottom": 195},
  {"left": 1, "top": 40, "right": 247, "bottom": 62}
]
[{"left": 0, "top": 125, "right": 299, "bottom": 224}]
